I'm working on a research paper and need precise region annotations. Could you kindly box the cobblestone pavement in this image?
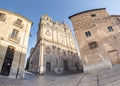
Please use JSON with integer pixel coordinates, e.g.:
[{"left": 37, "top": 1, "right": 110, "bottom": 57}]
[{"left": 1, "top": 64, "right": 120, "bottom": 86}]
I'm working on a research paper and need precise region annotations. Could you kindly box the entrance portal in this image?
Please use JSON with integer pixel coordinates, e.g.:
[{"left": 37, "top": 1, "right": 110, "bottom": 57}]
[
  {"left": 1, "top": 46, "right": 15, "bottom": 76},
  {"left": 108, "top": 50, "right": 120, "bottom": 65},
  {"left": 46, "top": 62, "right": 51, "bottom": 72},
  {"left": 63, "top": 61, "right": 68, "bottom": 71}
]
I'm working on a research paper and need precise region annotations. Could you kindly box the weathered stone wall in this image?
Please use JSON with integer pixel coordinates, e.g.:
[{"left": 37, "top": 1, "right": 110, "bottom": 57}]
[
  {"left": 0, "top": 9, "right": 32, "bottom": 78},
  {"left": 29, "top": 15, "right": 82, "bottom": 74},
  {"left": 69, "top": 8, "right": 120, "bottom": 72}
]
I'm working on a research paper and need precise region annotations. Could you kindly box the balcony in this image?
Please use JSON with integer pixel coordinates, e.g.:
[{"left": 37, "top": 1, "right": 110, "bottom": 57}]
[
  {"left": 13, "top": 21, "right": 24, "bottom": 29},
  {"left": 8, "top": 34, "right": 20, "bottom": 43}
]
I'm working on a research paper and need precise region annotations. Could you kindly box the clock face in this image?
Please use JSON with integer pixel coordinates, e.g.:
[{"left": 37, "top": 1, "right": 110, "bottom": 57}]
[{"left": 45, "top": 30, "right": 50, "bottom": 36}]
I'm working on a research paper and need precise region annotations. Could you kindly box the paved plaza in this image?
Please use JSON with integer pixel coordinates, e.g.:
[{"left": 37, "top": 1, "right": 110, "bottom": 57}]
[{"left": 1, "top": 64, "right": 120, "bottom": 86}]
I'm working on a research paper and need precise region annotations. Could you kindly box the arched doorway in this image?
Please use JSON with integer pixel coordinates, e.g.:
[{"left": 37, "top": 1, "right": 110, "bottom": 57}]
[{"left": 1, "top": 45, "right": 15, "bottom": 76}]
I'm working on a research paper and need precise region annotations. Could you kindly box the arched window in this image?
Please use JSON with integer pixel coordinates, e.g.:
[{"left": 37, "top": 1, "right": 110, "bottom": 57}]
[
  {"left": 63, "top": 52, "right": 66, "bottom": 57},
  {"left": 85, "top": 31, "right": 91, "bottom": 37}
]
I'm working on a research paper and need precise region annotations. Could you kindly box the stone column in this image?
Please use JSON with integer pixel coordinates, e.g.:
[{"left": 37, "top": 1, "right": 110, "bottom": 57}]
[{"left": 57, "top": 48, "right": 59, "bottom": 69}]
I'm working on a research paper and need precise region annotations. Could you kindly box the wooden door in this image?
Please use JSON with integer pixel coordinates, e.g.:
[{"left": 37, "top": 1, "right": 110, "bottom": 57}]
[{"left": 108, "top": 50, "right": 120, "bottom": 65}]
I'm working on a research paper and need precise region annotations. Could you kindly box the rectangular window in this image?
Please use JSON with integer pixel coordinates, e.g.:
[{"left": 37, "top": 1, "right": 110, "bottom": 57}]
[
  {"left": 85, "top": 31, "right": 91, "bottom": 37},
  {"left": 88, "top": 41, "right": 98, "bottom": 49},
  {"left": 8, "top": 29, "right": 20, "bottom": 43},
  {"left": 0, "top": 13, "right": 6, "bottom": 21},
  {"left": 91, "top": 14, "right": 96, "bottom": 17},
  {"left": 16, "top": 19, "right": 22, "bottom": 25},
  {"left": 108, "top": 26, "right": 113, "bottom": 32},
  {"left": 11, "top": 29, "right": 19, "bottom": 39},
  {"left": 14, "top": 19, "right": 23, "bottom": 28},
  {"left": 0, "top": 13, "right": 5, "bottom": 18}
]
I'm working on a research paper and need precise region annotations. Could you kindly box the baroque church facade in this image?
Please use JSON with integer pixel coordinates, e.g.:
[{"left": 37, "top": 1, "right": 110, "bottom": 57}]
[
  {"left": 69, "top": 8, "right": 120, "bottom": 72},
  {"left": 0, "top": 9, "right": 32, "bottom": 78},
  {"left": 29, "top": 15, "right": 82, "bottom": 74}
]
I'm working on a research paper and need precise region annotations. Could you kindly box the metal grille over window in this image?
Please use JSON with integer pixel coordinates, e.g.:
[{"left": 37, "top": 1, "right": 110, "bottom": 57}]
[{"left": 88, "top": 41, "right": 98, "bottom": 49}]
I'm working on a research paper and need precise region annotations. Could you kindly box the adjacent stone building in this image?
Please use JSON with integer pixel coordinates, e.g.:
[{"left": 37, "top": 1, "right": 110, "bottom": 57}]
[
  {"left": 29, "top": 15, "right": 82, "bottom": 74},
  {"left": 0, "top": 9, "right": 32, "bottom": 78},
  {"left": 69, "top": 8, "right": 120, "bottom": 73}
]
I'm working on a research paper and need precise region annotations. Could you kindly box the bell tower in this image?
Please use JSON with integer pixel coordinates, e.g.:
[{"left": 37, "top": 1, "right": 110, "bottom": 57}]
[
  {"left": 37, "top": 14, "right": 53, "bottom": 43},
  {"left": 37, "top": 15, "right": 53, "bottom": 74}
]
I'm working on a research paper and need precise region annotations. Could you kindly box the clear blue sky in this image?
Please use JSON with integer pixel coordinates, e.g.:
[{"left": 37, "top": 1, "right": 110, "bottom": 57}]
[{"left": 0, "top": 0, "right": 120, "bottom": 60}]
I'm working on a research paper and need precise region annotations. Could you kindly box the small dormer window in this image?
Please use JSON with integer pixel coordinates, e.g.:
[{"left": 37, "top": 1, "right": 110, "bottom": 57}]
[{"left": 91, "top": 14, "right": 96, "bottom": 17}]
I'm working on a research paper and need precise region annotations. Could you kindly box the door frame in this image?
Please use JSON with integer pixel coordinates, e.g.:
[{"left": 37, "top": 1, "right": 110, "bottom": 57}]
[
  {"left": 1, "top": 45, "right": 15, "bottom": 76},
  {"left": 108, "top": 50, "right": 120, "bottom": 65},
  {"left": 46, "top": 62, "right": 51, "bottom": 72}
]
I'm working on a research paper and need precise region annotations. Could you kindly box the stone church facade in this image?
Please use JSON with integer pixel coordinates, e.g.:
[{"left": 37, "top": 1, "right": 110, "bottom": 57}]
[
  {"left": 29, "top": 15, "right": 82, "bottom": 74},
  {"left": 0, "top": 9, "right": 32, "bottom": 78},
  {"left": 69, "top": 8, "right": 120, "bottom": 73}
]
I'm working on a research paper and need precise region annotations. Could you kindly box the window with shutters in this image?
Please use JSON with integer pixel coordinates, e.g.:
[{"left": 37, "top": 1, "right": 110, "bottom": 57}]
[
  {"left": 8, "top": 29, "right": 20, "bottom": 43},
  {"left": 11, "top": 29, "right": 19, "bottom": 39},
  {"left": 0, "top": 13, "right": 6, "bottom": 21},
  {"left": 14, "top": 19, "right": 24, "bottom": 28}
]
